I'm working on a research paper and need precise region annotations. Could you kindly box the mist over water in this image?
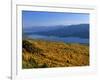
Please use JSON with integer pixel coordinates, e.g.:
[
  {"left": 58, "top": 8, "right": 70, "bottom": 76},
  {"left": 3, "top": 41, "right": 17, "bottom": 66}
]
[{"left": 27, "top": 34, "right": 89, "bottom": 44}]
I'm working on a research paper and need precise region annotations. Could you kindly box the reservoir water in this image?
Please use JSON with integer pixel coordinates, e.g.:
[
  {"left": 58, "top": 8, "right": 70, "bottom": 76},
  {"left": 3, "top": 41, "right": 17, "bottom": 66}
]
[{"left": 27, "top": 34, "right": 89, "bottom": 44}]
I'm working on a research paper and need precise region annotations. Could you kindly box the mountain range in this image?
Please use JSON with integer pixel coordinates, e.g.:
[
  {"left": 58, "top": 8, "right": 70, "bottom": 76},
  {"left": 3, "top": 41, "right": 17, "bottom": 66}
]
[{"left": 24, "top": 24, "right": 89, "bottom": 39}]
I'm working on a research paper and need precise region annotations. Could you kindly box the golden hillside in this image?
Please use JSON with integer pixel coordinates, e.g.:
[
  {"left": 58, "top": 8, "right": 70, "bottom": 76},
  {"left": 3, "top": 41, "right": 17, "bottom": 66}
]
[{"left": 22, "top": 39, "right": 89, "bottom": 69}]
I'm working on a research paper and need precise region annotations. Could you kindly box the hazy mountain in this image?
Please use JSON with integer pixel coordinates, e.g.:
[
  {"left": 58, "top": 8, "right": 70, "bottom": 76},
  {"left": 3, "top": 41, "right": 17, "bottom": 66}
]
[
  {"left": 23, "top": 25, "right": 64, "bottom": 33},
  {"left": 24, "top": 24, "right": 89, "bottom": 39}
]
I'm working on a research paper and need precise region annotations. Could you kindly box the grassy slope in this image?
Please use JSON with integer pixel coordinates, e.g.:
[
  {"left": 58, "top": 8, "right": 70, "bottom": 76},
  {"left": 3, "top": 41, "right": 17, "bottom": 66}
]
[{"left": 22, "top": 39, "right": 89, "bottom": 69}]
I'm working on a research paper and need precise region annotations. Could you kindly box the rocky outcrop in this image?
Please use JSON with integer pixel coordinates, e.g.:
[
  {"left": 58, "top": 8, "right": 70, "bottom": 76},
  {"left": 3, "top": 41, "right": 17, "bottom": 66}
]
[{"left": 22, "top": 40, "right": 43, "bottom": 54}]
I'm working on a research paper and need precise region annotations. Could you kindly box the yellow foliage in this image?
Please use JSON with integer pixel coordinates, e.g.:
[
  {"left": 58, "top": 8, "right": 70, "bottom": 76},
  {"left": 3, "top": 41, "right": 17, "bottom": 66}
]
[{"left": 22, "top": 39, "right": 89, "bottom": 69}]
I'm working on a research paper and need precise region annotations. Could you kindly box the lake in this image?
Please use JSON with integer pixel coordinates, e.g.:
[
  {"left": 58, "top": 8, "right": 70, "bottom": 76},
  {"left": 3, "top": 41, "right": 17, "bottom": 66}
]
[{"left": 27, "top": 34, "right": 89, "bottom": 44}]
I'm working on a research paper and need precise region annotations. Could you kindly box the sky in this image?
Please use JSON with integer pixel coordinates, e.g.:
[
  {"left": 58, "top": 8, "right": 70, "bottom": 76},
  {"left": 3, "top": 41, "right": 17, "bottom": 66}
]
[{"left": 22, "top": 10, "right": 89, "bottom": 28}]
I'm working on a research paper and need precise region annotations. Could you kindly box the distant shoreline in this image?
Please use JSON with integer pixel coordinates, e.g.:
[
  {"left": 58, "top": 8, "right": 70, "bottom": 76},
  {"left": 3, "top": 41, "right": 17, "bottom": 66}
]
[{"left": 23, "top": 38, "right": 89, "bottom": 46}]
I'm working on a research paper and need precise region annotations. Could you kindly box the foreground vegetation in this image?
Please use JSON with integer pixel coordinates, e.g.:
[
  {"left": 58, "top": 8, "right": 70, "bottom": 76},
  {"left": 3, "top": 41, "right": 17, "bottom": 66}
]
[{"left": 22, "top": 39, "right": 89, "bottom": 69}]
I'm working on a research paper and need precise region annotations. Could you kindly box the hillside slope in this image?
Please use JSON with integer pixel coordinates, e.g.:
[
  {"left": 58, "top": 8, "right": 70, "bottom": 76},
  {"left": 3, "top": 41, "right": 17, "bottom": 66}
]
[{"left": 22, "top": 39, "right": 89, "bottom": 69}]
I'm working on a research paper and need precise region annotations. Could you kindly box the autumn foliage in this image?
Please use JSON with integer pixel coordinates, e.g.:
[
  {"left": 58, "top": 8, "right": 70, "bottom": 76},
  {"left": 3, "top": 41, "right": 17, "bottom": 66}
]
[{"left": 22, "top": 39, "right": 89, "bottom": 69}]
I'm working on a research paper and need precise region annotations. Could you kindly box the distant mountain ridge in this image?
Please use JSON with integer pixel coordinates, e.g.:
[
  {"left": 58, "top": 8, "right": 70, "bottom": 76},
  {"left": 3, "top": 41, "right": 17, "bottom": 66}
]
[
  {"left": 24, "top": 24, "right": 89, "bottom": 39},
  {"left": 23, "top": 25, "right": 63, "bottom": 33}
]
